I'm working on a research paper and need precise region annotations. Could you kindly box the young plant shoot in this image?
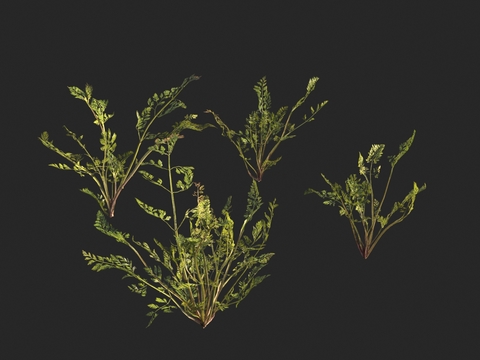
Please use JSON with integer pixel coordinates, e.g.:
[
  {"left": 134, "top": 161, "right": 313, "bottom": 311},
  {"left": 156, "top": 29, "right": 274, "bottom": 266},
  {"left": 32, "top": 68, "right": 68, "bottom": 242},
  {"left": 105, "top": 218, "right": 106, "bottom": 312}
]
[
  {"left": 205, "top": 77, "right": 328, "bottom": 181},
  {"left": 84, "top": 133, "right": 277, "bottom": 328},
  {"left": 39, "top": 75, "right": 212, "bottom": 217},
  {"left": 306, "top": 130, "right": 426, "bottom": 259}
]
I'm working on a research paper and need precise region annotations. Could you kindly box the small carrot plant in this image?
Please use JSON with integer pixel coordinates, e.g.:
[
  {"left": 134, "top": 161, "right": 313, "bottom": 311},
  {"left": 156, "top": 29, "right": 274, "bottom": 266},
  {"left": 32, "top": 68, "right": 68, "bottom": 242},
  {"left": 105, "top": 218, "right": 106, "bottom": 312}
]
[
  {"left": 306, "top": 130, "right": 426, "bottom": 259},
  {"left": 206, "top": 77, "right": 328, "bottom": 181},
  {"left": 39, "top": 75, "right": 211, "bottom": 217}
]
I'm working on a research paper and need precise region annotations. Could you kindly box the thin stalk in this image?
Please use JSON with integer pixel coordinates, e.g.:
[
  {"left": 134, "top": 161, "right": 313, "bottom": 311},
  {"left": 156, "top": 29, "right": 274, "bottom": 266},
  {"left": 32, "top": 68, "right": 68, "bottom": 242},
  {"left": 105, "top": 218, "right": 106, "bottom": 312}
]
[
  {"left": 108, "top": 147, "right": 155, "bottom": 217},
  {"left": 376, "top": 166, "right": 396, "bottom": 218}
]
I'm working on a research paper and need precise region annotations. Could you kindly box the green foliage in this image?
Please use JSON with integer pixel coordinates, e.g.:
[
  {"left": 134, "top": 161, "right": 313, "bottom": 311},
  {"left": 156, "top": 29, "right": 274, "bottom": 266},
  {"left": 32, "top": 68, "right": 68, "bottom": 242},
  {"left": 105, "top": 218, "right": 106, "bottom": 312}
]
[
  {"left": 39, "top": 75, "right": 213, "bottom": 217},
  {"left": 84, "top": 154, "right": 277, "bottom": 327},
  {"left": 205, "top": 77, "right": 328, "bottom": 181},
  {"left": 306, "top": 130, "right": 426, "bottom": 259},
  {"left": 43, "top": 74, "right": 427, "bottom": 330}
]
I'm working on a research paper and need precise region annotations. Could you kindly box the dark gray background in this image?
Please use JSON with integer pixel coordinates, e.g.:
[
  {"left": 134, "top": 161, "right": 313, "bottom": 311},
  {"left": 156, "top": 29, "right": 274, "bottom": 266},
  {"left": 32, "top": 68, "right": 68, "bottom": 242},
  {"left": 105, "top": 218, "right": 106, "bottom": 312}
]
[{"left": 2, "top": 2, "right": 478, "bottom": 358}]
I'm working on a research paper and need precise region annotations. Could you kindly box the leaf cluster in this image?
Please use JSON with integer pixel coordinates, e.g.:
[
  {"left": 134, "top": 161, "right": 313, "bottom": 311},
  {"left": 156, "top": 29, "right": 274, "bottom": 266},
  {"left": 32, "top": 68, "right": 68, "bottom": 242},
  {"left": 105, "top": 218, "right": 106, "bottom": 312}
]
[
  {"left": 306, "top": 130, "right": 426, "bottom": 259},
  {"left": 206, "top": 77, "right": 328, "bottom": 181}
]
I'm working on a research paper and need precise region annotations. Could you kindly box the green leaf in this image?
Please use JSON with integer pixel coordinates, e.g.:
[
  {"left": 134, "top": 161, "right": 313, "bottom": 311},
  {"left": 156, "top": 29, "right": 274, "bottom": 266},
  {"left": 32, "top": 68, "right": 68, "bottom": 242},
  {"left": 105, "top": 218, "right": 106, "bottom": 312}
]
[
  {"left": 93, "top": 211, "right": 130, "bottom": 244},
  {"left": 292, "top": 77, "right": 319, "bottom": 111},
  {"left": 245, "top": 180, "right": 263, "bottom": 220},
  {"left": 389, "top": 130, "right": 416, "bottom": 167},
  {"left": 358, "top": 152, "right": 367, "bottom": 175},
  {"left": 80, "top": 188, "right": 107, "bottom": 214},
  {"left": 138, "top": 170, "right": 164, "bottom": 187},
  {"left": 68, "top": 86, "right": 86, "bottom": 100},
  {"left": 49, "top": 163, "right": 72, "bottom": 171},
  {"left": 171, "top": 114, "right": 215, "bottom": 134},
  {"left": 366, "top": 144, "right": 385, "bottom": 164},
  {"left": 128, "top": 282, "right": 147, "bottom": 296},
  {"left": 135, "top": 198, "right": 171, "bottom": 221},
  {"left": 174, "top": 166, "right": 194, "bottom": 191},
  {"left": 253, "top": 77, "right": 271, "bottom": 112},
  {"left": 135, "top": 75, "right": 201, "bottom": 137}
]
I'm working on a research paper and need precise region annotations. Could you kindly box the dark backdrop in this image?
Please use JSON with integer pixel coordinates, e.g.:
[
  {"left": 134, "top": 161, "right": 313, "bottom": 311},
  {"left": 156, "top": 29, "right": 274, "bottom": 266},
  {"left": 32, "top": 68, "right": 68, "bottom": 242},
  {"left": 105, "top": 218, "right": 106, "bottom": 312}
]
[{"left": 2, "top": 2, "right": 478, "bottom": 358}]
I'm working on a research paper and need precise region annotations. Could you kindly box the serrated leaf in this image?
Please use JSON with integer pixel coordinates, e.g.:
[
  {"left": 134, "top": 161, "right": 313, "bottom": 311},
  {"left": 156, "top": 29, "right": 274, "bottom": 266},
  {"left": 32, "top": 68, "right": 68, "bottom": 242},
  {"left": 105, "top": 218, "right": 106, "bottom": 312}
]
[
  {"left": 49, "top": 163, "right": 72, "bottom": 170},
  {"left": 366, "top": 144, "right": 385, "bottom": 164},
  {"left": 389, "top": 130, "right": 416, "bottom": 167},
  {"left": 135, "top": 198, "right": 171, "bottom": 221},
  {"left": 68, "top": 86, "right": 86, "bottom": 100}
]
